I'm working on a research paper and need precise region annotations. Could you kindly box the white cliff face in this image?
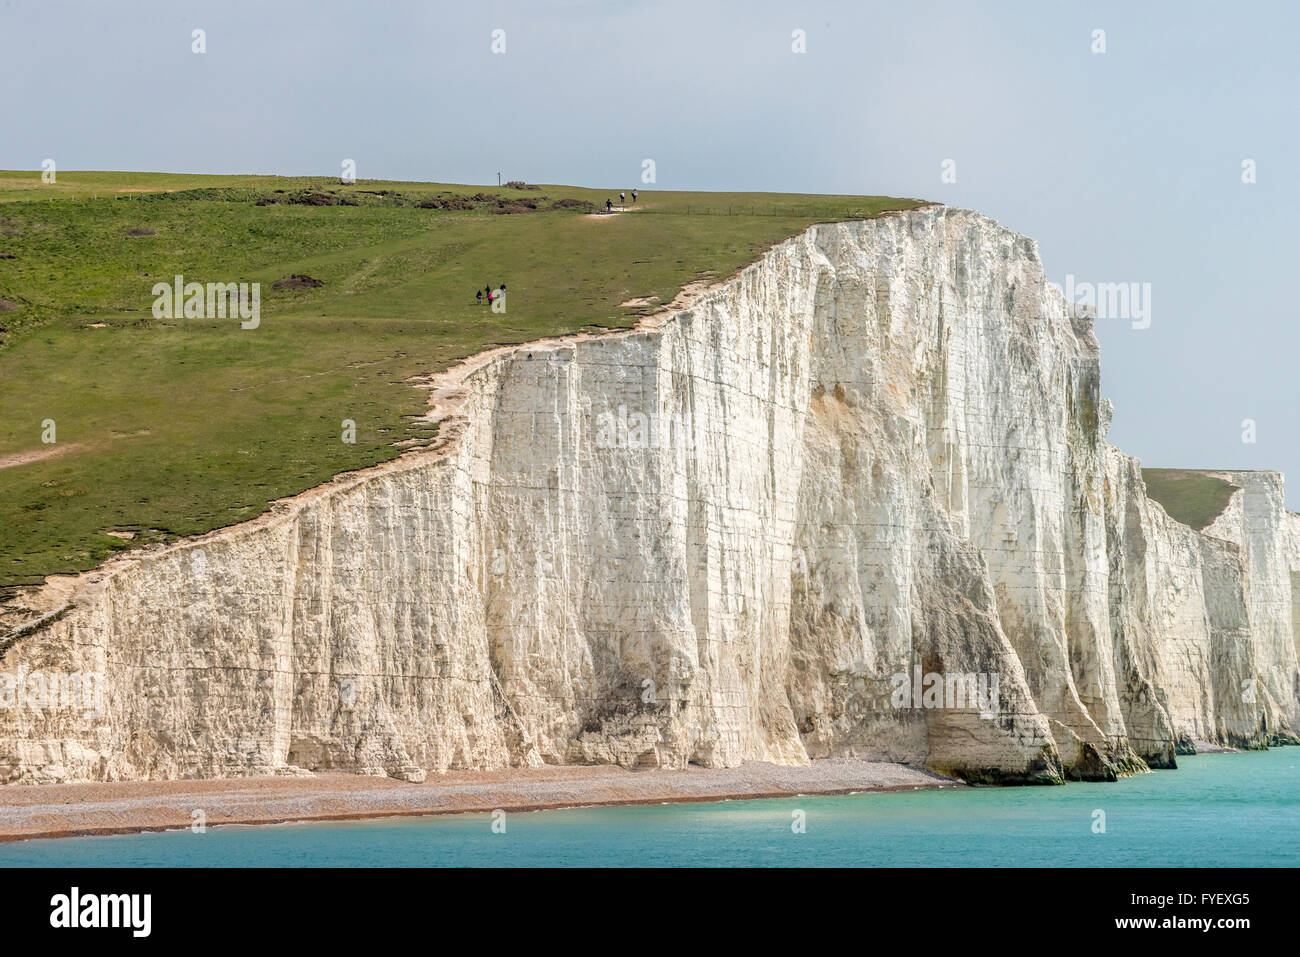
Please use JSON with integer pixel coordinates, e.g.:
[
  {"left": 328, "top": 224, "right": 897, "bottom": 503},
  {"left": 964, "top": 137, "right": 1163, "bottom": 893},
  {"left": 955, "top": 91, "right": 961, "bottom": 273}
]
[
  {"left": 1103, "top": 456, "right": 1264, "bottom": 762},
  {"left": 1288, "top": 511, "right": 1300, "bottom": 669},
  {"left": 2, "top": 206, "right": 1297, "bottom": 785},
  {"left": 1200, "top": 474, "right": 1300, "bottom": 740}
]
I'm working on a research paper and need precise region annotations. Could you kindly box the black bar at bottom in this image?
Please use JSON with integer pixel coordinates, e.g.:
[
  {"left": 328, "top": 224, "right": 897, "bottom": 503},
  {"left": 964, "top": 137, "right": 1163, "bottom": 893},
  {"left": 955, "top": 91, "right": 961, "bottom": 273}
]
[{"left": 0, "top": 866, "right": 1278, "bottom": 942}]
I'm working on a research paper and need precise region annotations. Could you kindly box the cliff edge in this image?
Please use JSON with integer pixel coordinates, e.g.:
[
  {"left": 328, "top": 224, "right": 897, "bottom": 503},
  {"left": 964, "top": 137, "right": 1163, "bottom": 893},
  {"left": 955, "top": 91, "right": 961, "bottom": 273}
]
[{"left": 2, "top": 206, "right": 1297, "bottom": 785}]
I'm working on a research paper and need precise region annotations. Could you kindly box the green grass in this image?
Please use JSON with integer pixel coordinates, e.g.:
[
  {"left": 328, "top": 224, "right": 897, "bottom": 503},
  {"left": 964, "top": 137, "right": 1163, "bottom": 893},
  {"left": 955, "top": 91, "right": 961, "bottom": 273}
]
[
  {"left": 1141, "top": 469, "right": 1238, "bottom": 531},
  {"left": 0, "top": 170, "right": 926, "bottom": 590}
]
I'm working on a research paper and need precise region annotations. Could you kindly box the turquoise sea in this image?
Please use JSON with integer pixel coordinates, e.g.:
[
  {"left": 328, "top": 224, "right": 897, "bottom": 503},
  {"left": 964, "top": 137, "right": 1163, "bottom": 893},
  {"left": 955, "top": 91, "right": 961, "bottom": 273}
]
[{"left": 1, "top": 749, "right": 1296, "bottom": 867}]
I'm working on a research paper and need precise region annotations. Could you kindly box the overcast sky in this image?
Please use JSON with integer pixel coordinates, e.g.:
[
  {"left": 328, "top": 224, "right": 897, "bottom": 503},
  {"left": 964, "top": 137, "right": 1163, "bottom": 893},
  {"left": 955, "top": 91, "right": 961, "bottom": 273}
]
[{"left": 3, "top": 0, "right": 1297, "bottom": 505}]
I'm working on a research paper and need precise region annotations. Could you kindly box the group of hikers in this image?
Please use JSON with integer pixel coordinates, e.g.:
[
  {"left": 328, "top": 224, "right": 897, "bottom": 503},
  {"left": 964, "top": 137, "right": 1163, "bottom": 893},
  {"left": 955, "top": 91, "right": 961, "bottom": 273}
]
[
  {"left": 474, "top": 189, "right": 641, "bottom": 302},
  {"left": 476, "top": 283, "right": 505, "bottom": 306},
  {"left": 604, "top": 188, "right": 638, "bottom": 213}
]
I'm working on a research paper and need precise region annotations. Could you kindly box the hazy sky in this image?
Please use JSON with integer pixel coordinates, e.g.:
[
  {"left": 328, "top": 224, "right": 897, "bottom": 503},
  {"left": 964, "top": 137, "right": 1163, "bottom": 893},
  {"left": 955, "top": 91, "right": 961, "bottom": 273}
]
[{"left": 4, "top": 1, "right": 1297, "bottom": 504}]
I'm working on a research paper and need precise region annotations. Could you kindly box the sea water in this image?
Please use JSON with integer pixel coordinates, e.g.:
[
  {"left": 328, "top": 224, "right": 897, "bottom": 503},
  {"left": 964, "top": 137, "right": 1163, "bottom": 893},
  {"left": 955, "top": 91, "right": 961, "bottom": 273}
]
[{"left": 1, "top": 749, "right": 1295, "bottom": 867}]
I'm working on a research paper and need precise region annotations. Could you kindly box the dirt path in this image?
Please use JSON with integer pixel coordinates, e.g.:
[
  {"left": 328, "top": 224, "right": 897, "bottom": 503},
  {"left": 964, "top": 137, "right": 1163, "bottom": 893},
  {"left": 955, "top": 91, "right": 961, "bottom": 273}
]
[
  {"left": 0, "top": 443, "right": 83, "bottom": 471},
  {"left": 0, "top": 760, "right": 961, "bottom": 842},
  {"left": 583, "top": 204, "right": 635, "bottom": 220},
  {"left": 0, "top": 432, "right": 146, "bottom": 471}
]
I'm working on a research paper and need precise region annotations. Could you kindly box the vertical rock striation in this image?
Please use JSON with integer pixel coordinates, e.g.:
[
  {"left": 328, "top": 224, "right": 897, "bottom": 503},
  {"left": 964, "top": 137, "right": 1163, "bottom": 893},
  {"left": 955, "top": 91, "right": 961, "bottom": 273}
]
[{"left": 1, "top": 206, "right": 1297, "bottom": 785}]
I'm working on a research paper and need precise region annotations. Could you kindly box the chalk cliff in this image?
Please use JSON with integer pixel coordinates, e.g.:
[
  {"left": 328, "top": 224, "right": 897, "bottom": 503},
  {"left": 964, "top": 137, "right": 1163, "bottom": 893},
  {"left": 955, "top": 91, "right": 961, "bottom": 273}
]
[{"left": 2, "top": 206, "right": 1297, "bottom": 785}]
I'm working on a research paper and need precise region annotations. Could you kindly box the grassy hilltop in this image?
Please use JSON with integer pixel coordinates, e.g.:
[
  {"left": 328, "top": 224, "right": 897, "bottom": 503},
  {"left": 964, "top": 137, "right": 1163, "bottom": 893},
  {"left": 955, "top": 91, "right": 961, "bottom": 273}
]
[
  {"left": 0, "top": 170, "right": 924, "bottom": 590},
  {"left": 1140, "top": 469, "right": 1238, "bottom": 531}
]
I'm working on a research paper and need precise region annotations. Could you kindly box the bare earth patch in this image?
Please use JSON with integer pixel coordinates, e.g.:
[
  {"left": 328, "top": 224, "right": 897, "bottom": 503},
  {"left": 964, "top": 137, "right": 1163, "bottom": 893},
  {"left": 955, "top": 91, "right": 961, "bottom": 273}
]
[
  {"left": 0, "top": 759, "right": 961, "bottom": 842},
  {"left": 272, "top": 274, "right": 325, "bottom": 290}
]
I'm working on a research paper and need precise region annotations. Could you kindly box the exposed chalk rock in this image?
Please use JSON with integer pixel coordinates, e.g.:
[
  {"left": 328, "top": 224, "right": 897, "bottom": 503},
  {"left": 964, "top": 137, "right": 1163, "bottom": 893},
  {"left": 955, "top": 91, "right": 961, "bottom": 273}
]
[{"left": 1, "top": 206, "right": 1297, "bottom": 785}]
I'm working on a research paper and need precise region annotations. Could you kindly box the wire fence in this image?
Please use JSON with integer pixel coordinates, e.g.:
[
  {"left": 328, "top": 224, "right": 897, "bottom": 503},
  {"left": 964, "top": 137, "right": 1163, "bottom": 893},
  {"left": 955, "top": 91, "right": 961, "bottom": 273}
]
[{"left": 596, "top": 205, "right": 895, "bottom": 218}]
